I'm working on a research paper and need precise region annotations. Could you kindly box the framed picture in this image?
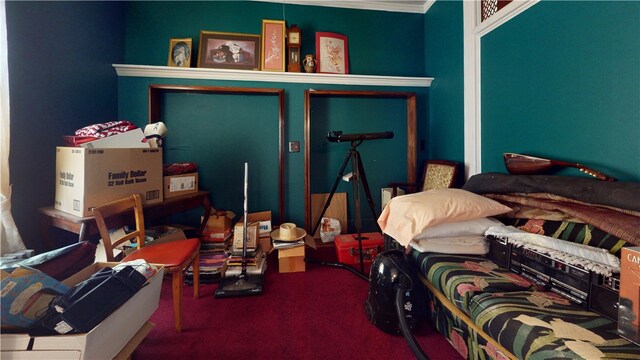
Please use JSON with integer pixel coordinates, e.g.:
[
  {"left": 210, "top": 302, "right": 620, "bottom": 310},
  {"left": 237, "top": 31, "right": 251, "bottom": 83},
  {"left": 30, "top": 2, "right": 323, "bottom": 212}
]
[
  {"left": 316, "top": 32, "right": 349, "bottom": 74},
  {"left": 168, "top": 38, "right": 192, "bottom": 67},
  {"left": 260, "top": 20, "right": 286, "bottom": 72},
  {"left": 197, "top": 31, "right": 261, "bottom": 70}
]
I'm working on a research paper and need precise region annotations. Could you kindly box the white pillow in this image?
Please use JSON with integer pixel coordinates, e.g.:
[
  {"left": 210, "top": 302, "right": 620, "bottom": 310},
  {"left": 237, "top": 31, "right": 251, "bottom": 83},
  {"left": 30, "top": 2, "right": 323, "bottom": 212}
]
[
  {"left": 377, "top": 188, "right": 512, "bottom": 247},
  {"left": 413, "top": 217, "right": 503, "bottom": 240}
]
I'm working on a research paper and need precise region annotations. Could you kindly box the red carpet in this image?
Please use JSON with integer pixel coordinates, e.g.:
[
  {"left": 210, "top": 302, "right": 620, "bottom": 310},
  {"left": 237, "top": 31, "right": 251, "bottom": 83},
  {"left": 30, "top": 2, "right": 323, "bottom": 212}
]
[{"left": 133, "top": 247, "right": 462, "bottom": 360}]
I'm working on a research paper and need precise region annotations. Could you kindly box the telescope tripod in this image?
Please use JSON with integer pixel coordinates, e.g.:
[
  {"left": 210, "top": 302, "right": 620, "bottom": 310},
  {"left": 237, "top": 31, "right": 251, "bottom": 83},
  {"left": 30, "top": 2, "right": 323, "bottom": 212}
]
[{"left": 311, "top": 139, "right": 381, "bottom": 277}]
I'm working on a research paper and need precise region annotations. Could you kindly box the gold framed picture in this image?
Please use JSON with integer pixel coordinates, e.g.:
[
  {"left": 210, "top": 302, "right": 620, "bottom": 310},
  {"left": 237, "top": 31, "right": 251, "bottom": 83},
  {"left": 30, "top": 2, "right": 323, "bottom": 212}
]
[
  {"left": 197, "top": 31, "right": 261, "bottom": 70},
  {"left": 260, "top": 20, "right": 286, "bottom": 72},
  {"left": 167, "top": 38, "right": 192, "bottom": 67}
]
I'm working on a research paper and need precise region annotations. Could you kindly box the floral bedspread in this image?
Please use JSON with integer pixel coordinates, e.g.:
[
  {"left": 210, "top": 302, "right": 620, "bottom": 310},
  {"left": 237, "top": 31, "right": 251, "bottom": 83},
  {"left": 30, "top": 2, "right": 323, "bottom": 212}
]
[
  {"left": 470, "top": 291, "right": 640, "bottom": 359},
  {"left": 383, "top": 238, "right": 640, "bottom": 359},
  {"left": 413, "top": 252, "right": 536, "bottom": 314}
]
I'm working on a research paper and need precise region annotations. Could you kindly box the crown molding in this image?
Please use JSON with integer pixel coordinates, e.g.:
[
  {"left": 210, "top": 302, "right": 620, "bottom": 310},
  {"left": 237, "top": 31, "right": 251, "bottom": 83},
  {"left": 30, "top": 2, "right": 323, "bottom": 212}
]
[{"left": 253, "top": 1, "right": 432, "bottom": 14}]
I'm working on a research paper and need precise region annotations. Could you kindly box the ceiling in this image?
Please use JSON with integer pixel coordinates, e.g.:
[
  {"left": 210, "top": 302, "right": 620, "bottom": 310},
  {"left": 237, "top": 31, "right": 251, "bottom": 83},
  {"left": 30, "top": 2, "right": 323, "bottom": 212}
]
[{"left": 254, "top": 1, "right": 436, "bottom": 14}]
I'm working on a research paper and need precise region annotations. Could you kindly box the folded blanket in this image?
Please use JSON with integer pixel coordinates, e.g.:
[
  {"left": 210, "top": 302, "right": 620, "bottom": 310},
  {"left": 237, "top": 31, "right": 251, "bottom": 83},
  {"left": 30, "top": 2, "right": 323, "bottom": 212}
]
[
  {"left": 409, "top": 236, "right": 489, "bottom": 255},
  {"left": 463, "top": 173, "right": 640, "bottom": 212},
  {"left": 485, "top": 225, "right": 620, "bottom": 276},
  {"left": 485, "top": 193, "right": 640, "bottom": 246}
]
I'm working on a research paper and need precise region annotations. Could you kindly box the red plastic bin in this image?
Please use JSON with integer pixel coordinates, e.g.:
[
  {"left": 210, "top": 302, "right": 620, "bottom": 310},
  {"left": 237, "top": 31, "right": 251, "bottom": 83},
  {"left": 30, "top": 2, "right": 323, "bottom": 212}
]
[{"left": 334, "top": 232, "right": 384, "bottom": 265}]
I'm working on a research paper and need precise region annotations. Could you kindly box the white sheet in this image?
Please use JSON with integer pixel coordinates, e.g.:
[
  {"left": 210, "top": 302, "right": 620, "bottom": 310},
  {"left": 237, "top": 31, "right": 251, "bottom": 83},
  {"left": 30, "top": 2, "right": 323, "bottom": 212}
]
[
  {"left": 409, "top": 235, "right": 489, "bottom": 255},
  {"left": 485, "top": 225, "right": 620, "bottom": 276}
]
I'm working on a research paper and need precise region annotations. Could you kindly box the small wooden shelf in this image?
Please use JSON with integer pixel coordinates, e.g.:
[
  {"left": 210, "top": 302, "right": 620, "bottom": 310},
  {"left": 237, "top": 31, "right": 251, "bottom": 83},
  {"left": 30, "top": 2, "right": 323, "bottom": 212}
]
[{"left": 113, "top": 64, "right": 433, "bottom": 88}]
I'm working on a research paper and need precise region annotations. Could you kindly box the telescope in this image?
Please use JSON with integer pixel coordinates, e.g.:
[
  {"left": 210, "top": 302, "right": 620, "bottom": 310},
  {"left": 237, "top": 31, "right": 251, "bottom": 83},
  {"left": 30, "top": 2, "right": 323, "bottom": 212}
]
[{"left": 327, "top": 131, "right": 394, "bottom": 143}]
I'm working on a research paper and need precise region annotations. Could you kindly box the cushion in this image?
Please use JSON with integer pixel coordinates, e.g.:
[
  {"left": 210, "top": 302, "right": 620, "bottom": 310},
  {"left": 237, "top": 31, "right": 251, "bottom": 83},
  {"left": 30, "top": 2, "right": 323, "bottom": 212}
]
[
  {"left": 378, "top": 188, "right": 512, "bottom": 246},
  {"left": 412, "top": 253, "right": 536, "bottom": 314},
  {"left": 413, "top": 217, "right": 503, "bottom": 240},
  {"left": 469, "top": 291, "right": 640, "bottom": 359}
]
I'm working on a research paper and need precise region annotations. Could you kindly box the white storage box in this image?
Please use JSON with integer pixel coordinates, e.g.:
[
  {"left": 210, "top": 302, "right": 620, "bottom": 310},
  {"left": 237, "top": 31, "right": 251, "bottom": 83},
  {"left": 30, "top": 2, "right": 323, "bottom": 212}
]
[{"left": 0, "top": 262, "right": 164, "bottom": 360}]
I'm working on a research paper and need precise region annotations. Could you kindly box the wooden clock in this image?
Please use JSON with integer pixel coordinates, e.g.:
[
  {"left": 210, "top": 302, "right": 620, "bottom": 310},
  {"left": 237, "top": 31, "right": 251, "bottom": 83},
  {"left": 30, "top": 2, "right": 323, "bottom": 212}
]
[{"left": 287, "top": 24, "right": 301, "bottom": 72}]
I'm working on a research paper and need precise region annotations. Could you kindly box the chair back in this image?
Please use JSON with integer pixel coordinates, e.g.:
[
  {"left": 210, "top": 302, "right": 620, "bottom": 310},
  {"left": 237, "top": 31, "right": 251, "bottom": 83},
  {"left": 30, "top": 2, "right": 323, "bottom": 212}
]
[
  {"left": 420, "top": 160, "right": 460, "bottom": 192},
  {"left": 93, "top": 194, "right": 146, "bottom": 262}
]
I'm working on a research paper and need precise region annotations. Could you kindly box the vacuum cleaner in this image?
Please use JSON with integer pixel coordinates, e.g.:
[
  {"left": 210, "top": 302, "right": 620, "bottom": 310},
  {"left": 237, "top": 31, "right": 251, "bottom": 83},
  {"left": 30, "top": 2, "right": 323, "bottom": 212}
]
[
  {"left": 365, "top": 249, "right": 430, "bottom": 360},
  {"left": 215, "top": 163, "right": 264, "bottom": 298}
]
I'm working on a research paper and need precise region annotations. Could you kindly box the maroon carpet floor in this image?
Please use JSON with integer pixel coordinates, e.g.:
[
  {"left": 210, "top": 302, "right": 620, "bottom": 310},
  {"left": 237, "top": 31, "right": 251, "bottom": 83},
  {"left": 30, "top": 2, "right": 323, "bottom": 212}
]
[{"left": 133, "top": 247, "right": 463, "bottom": 359}]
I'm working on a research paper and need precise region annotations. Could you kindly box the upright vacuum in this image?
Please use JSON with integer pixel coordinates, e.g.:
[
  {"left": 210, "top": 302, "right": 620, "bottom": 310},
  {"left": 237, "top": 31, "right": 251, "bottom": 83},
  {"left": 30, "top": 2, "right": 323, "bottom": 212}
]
[{"left": 215, "top": 162, "right": 264, "bottom": 298}]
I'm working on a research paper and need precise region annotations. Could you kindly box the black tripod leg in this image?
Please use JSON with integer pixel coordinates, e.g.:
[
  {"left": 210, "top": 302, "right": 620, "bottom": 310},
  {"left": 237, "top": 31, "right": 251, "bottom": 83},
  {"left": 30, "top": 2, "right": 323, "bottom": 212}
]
[
  {"left": 311, "top": 149, "right": 353, "bottom": 236},
  {"left": 351, "top": 151, "right": 365, "bottom": 275},
  {"left": 356, "top": 152, "right": 381, "bottom": 232}
]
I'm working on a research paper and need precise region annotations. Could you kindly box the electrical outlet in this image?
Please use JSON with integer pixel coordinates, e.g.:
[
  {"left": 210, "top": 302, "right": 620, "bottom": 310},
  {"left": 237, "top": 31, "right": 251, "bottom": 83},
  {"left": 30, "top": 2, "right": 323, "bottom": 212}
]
[{"left": 289, "top": 141, "right": 300, "bottom": 153}]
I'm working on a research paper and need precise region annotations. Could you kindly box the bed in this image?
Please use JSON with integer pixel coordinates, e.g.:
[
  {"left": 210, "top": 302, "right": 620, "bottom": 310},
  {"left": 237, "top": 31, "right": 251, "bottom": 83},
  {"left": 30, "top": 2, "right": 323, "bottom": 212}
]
[{"left": 379, "top": 173, "right": 640, "bottom": 359}]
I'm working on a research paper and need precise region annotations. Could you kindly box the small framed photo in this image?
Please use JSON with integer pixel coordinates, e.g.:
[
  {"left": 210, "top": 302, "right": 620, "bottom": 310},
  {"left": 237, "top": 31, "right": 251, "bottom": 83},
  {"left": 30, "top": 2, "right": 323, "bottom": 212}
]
[
  {"left": 168, "top": 38, "right": 192, "bottom": 67},
  {"left": 316, "top": 32, "right": 349, "bottom": 74},
  {"left": 261, "top": 19, "right": 286, "bottom": 72},
  {"left": 197, "top": 31, "right": 261, "bottom": 70}
]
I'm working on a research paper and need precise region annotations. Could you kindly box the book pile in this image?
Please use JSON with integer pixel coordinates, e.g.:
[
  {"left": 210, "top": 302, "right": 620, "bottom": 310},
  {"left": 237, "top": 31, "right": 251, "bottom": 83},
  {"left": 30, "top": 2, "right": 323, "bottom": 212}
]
[
  {"left": 185, "top": 252, "right": 229, "bottom": 284},
  {"left": 202, "top": 228, "right": 233, "bottom": 251},
  {"left": 225, "top": 247, "right": 267, "bottom": 276},
  {"left": 184, "top": 229, "right": 233, "bottom": 284}
]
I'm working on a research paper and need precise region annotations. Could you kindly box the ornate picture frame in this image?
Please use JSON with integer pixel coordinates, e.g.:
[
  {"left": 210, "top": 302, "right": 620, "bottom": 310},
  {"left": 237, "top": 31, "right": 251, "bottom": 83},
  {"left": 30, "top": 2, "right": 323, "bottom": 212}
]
[
  {"left": 260, "top": 20, "right": 286, "bottom": 72},
  {"left": 197, "top": 31, "right": 261, "bottom": 70}
]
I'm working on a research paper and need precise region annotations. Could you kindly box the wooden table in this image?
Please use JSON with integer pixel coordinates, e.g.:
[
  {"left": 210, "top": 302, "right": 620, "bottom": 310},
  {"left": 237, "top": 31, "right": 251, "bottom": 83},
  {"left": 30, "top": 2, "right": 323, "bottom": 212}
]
[{"left": 39, "top": 191, "right": 212, "bottom": 249}]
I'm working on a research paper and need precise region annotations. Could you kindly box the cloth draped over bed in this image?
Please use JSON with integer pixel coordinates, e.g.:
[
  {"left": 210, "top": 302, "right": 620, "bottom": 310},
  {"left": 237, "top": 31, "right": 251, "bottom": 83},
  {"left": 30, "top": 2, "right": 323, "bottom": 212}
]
[{"left": 462, "top": 173, "right": 640, "bottom": 246}]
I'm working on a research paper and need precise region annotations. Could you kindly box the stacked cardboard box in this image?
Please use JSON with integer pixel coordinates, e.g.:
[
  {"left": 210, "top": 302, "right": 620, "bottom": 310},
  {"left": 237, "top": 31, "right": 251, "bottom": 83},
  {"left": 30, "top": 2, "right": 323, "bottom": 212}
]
[{"left": 55, "top": 147, "right": 163, "bottom": 217}]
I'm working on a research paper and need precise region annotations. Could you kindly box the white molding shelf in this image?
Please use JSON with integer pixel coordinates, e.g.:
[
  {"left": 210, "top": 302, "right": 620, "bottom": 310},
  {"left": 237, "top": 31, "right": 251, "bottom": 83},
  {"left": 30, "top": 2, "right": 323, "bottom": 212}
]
[{"left": 113, "top": 64, "right": 433, "bottom": 88}]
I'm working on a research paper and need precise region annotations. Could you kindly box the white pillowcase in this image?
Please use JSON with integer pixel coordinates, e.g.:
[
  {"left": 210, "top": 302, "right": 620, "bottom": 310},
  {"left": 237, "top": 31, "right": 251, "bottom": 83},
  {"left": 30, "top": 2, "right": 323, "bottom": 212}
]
[
  {"left": 409, "top": 236, "right": 489, "bottom": 255},
  {"left": 413, "top": 217, "right": 503, "bottom": 240}
]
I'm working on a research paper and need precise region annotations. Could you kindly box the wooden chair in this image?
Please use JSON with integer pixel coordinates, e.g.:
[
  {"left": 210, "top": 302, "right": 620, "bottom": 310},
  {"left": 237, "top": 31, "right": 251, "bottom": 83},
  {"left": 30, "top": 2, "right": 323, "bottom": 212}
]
[
  {"left": 93, "top": 193, "right": 200, "bottom": 332},
  {"left": 388, "top": 159, "right": 461, "bottom": 197}
]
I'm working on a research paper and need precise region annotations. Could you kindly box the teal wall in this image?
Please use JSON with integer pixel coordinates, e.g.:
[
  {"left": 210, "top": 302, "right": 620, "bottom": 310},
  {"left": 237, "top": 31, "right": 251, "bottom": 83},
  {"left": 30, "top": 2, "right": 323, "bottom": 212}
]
[
  {"left": 125, "top": 1, "right": 424, "bottom": 76},
  {"left": 8, "top": 1, "right": 639, "bottom": 252},
  {"left": 7, "top": 1, "right": 125, "bottom": 252},
  {"left": 424, "top": 1, "right": 465, "bottom": 163},
  {"left": 481, "top": 1, "right": 640, "bottom": 181},
  {"left": 119, "top": 2, "right": 428, "bottom": 231}
]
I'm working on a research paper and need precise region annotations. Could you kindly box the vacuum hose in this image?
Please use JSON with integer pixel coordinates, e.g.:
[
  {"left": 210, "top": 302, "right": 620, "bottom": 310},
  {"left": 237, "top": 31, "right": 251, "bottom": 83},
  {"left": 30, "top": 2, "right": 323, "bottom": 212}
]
[
  {"left": 304, "top": 257, "right": 369, "bottom": 281},
  {"left": 395, "top": 285, "right": 429, "bottom": 360}
]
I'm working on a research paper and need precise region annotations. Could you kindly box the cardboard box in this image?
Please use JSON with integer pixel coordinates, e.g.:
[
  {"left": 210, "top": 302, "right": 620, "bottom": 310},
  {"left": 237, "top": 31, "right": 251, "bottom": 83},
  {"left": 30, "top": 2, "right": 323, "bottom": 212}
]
[
  {"left": 258, "top": 235, "right": 272, "bottom": 253},
  {"left": 79, "top": 128, "right": 149, "bottom": 149},
  {"left": 163, "top": 173, "right": 198, "bottom": 199},
  {"left": 334, "top": 232, "right": 384, "bottom": 265},
  {"left": 233, "top": 221, "right": 259, "bottom": 250},
  {"left": 0, "top": 263, "right": 164, "bottom": 360},
  {"left": 278, "top": 245, "right": 305, "bottom": 273},
  {"left": 619, "top": 246, "right": 640, "bottom": 345},
  {"left": 239, "top": 211, "right": 273, "bottom": 252},
  {"left": 55, "top": 147, "right": 163, "bottom": 217},
  {"left": 205, "top": 210, "right": 236, "bottom": 233},
  {"left": 239, "top": 211, "right": 272, "bottom": 237}
]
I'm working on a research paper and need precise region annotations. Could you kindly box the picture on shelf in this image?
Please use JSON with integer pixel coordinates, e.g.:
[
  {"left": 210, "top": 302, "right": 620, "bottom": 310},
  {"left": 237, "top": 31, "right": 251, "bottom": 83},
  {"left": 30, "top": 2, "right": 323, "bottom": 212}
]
[
  {"left": 316, "top": 32, "right": 349, "bottom": 74},
  {"left": 197, "top": 31, "right": 261, "bottom": 70},
  {"left": 260, "top": 19, "right": 286, "bottom": 72},
  {"left": 168, "top": 38, "right": 192, "bottom": 67}
]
